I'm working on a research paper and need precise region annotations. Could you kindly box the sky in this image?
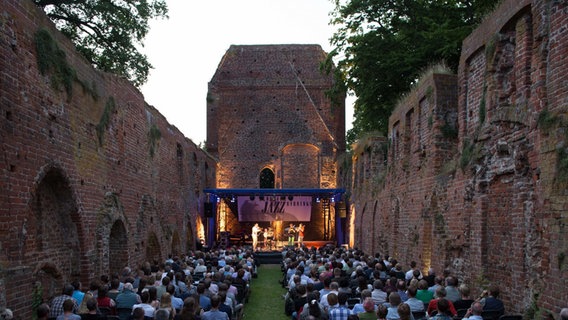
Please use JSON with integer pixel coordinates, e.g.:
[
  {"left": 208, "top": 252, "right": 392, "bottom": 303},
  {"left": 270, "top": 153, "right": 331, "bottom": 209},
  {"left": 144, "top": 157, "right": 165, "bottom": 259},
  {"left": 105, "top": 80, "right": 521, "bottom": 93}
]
[{"left": 140, "top": 0, "right": 353, "bottom": 145}]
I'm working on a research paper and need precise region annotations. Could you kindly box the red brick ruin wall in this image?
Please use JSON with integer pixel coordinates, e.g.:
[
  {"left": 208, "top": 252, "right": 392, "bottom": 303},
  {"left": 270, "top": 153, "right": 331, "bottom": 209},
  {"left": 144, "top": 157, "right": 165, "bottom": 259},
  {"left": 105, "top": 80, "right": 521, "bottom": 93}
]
[
  {"left": 0, "top": 1, "right": 215, "bottom": 316},
  {"left": 350, "top": 0, "right": 567, "bottom": 317}
]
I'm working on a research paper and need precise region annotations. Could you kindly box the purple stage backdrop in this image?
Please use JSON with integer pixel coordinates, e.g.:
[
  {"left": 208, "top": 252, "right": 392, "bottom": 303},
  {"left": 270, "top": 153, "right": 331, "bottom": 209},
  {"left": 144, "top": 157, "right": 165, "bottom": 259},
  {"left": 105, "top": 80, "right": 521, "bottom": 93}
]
[{"left": 237, "top": 196, "right": 312, "bottom": 221}]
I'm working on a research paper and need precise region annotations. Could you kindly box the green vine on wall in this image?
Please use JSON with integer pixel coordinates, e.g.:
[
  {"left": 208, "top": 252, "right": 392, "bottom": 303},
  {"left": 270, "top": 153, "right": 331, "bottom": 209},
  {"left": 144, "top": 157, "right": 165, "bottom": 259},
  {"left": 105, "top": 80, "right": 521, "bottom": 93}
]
[
  {"left": 537, "top": 108, "right": 568, "bottom": 184},
  {"left": 96, "top": 97, "right": 116, "bottom": 146},
  {"left": 32, "top": 282, "right": 43, "bottom": 320},
  {"left": 148, "top": 124, "right": 162, "bottom": 157},
  {"left": 34, "top": 29, "right": 76, "bottom": 96}
]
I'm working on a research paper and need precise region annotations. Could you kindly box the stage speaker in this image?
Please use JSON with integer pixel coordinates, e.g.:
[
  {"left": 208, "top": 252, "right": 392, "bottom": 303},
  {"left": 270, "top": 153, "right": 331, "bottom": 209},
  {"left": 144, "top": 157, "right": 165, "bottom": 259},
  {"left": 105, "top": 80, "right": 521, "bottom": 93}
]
[
  {"left": 204, "top": 202, "right": 214, "bottom": 217},
  {"left": 338, "top": 202, "right": 347, "bottom": 218}
]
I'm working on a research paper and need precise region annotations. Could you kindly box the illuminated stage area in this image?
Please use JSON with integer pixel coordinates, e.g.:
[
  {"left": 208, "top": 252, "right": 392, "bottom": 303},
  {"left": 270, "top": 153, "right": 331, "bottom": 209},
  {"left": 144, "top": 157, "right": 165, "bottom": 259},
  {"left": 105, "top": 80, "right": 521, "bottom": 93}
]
[{"left": 203, "top": 188, "right": 347, "bottom": 249}]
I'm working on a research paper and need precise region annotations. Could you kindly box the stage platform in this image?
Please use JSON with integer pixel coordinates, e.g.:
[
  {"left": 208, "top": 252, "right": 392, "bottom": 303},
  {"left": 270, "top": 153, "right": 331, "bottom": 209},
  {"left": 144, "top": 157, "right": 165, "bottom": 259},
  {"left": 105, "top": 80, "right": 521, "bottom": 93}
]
[{"left": 252, "top": 240, "right": 336, "bottom": 264}]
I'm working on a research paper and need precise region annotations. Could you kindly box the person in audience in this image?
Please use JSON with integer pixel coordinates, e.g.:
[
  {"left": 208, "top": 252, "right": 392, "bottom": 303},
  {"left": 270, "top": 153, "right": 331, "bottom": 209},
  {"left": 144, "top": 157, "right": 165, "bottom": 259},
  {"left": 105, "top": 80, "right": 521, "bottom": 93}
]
[
  {"left": 385, "top": 292, "right": 402, "bottom": 320},
  {"left": 116, "top": 282, "right": 140, "bottom": 311},
  {"left": 155, "top": 309, "right": 170, "bottom": 320},
  {"left": 397, "top": 303, "right": 411, "bottom": 320},
  {"left": 416, "top": 280, "right": 434, "bottom": 305},
  {"left": 50, "top": 284, "right": 79, "bottom": 318},
  {"left": 427, "top": 287, "right": 456, "bottom": 317},
  {"left": 196, "top": 283, "right": 212, "bottom": 311},
  {"left": 131, "top": 307, "right": 146, "bottom": 320},
  {"left": 216, "top": 292, "right": 232, "bottom": 320},
  {"left": 430, "top": 299, "right": 453, "bottom": 320},
  {"left": 444, "top": 276, "right": 459, "bottom": 302},
  {"left": 96, "top": 286, "right": 116, "bottom": 312},
  {"left": 461, "top": 301, "right": 483, "bottom": 320},
  {"left": 72, "top": 280, "right": 86, "bottom": 307},
  {"left": 357, "top": 297, "right": 377, "bottom": 320},
  {"left": 371, "top": 280, "right": 387, "bottom": 305},
  {"left": 405, "top": 261, "right": 422, "bottom": 282},
  {"left": 428, "top": 276, "right": 444, "bottom": 294},
  {"left": 453, "top": 284, "right": 474, "bottom": 311},
  {"left": 329, "top": 292, "right": 352, "bottom": 320},
  {"left": 352, "top": 290, "right": 375, "bottom": 314},
  {"left": 36, "top": 303, "right": 50, "bottom": 320},
  {"left": 56, "top": 299, "right": 81, "bottom": 320},
  {"left": 404, "top": 285, "right": 424, "bottom": 312},
  {"left": 107, "top": 278, "right": 121, "bottom": 301},
  {"left": 174, "top": 296, "right": 201, "bottom": 320},
  {"left": 480, "top": 285, "right": 504, "bottom": 313},
  {"left": 149, "top": 286, "right": 161, "bottom": 309},
  {"left": 320, "top": 282, "right": 340, "bottom": 309},
  {"left": 80, "top": 297, "right": 103, "bottom": 320},
  {"left": 560, "top": 308, "right": 568, "bottom": 320},
  {"left": 377, "top": 304, "right": 388, "bottom": 320},
  {"left": 157, "top": 292, "right": 176, "bottom": 319},
  {"left": 300, "top": 292, "right": 328, "bottom": 320},
  {"left": 201, "top": 295, "right": 229, "bottom": 320},
  {"left": 396, "top": 280, "right": 408, "bottom": 302},
  {"left": 132, "top": 291, "right": 156, "bottom": 318}
]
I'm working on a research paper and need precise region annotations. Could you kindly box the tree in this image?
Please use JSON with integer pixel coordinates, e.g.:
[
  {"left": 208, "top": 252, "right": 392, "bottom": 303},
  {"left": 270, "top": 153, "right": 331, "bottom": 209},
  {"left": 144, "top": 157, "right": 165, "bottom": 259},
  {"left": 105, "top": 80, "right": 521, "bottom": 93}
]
[
  {"left": 328, "top": 0, "right": 498, "bottom": 144},
  {"left": 34, "top": 0, "right": 168, "bottom": 87}
]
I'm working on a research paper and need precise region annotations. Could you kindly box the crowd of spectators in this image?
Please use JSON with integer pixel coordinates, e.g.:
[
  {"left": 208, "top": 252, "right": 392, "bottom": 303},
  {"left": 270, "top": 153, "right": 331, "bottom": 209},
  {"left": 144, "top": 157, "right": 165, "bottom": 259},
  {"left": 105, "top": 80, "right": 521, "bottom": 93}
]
[
  {"left": 280, "top": 245, "right": 515, "bottom": 320},
  {"left": 36, "top": 248, "right": 257, "bottom": 320}
]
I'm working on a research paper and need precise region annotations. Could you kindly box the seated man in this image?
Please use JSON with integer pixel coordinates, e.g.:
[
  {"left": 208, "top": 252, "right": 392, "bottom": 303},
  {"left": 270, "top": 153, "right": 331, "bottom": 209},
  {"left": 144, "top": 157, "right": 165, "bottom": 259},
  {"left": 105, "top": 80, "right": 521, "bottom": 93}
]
[
  {"left": 480, "top": 285, "right": 504, "bottom": 312},
  {"left": 462, "top": 301, "right": 484, "bottom": 320}
]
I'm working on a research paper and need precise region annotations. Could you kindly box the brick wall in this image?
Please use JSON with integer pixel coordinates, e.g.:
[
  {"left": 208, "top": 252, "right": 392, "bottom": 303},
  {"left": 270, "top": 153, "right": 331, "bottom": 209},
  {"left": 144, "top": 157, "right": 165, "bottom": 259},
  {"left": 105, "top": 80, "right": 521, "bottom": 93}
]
[
  {"left": 0, "top": 1, "right": 216, "bottom": 317},
  {"left": 207, "top": 45, "right": 345, "bottom": 240},
  {"left": 350, "top": 0, "right": 567, "bottom": 317}
]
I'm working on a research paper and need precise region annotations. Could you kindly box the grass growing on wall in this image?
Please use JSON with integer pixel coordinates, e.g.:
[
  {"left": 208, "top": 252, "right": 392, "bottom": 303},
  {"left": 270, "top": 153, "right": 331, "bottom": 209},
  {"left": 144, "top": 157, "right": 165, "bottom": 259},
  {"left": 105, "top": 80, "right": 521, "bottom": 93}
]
[
  {"left": 34, "top": 29, "right": 76, "bottom": 96},
  {"left": 96, "top": 97, "right": 116, "bottom": 146},
  {"left": 148, "top": 124, "right": 162, "bottom": 157}
]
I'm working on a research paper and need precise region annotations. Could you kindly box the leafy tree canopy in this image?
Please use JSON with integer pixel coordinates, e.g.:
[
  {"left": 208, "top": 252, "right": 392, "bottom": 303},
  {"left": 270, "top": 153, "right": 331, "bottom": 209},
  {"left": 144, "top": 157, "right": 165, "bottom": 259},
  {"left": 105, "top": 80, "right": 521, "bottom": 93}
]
[
  {"left": 34, "top": 0, "right": 168, "bottom": 87},
  {"left": 328, "top": 0, "right": 497, "bottom": 145}
]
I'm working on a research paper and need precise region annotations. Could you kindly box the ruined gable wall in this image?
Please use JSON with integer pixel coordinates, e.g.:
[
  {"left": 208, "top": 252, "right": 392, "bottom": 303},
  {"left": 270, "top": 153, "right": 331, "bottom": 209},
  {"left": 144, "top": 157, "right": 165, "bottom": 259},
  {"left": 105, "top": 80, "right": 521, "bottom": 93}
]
[
  {"left": 0, "top": 1, "right": 216, "bottom": 317},
  {"left": 350, "top": 0, "right": 567, "bottom": 316}
]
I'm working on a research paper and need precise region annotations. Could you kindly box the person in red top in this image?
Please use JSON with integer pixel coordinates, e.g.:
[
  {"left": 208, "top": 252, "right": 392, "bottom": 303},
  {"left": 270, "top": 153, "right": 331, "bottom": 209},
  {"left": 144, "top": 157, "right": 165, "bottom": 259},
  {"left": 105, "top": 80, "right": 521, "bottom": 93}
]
[
  {"left": 427, "top": 287, "right": 457, "bottom": 317},
  {"left": 96, "top": 286, "right": 116, "bottom": 315}
]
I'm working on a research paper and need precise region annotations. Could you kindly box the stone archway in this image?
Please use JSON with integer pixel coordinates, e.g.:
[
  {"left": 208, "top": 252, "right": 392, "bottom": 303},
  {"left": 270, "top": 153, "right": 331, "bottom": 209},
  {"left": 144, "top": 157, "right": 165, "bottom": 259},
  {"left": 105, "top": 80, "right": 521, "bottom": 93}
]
[
  {"left": 30, "top": 166, "right": 82, "bottom": 283},
  {"left": 146, "top": 232, "right": 162, "bottom": 263},
  {"left": 34, "top": 263, "right": 63, "bottom": 303},
  {"left": 109, "top": 220, "right": 128, "bottom": 276}
]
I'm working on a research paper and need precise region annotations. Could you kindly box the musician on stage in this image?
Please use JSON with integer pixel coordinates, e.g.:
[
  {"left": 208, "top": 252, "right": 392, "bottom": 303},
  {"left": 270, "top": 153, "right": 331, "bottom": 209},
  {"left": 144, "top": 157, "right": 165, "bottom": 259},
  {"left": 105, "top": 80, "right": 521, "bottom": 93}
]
[
  {"left": 287, "top": 223, "right": 296, "bottom": 246},
  {"left": 297, "top": 223, "right": 305, "bottom": 247},
  {"left": 252, "top": 223, "right": 261, "bottom": 250},
  {"left": 263, "top": 228, "right": 268, "bottom": 249}
]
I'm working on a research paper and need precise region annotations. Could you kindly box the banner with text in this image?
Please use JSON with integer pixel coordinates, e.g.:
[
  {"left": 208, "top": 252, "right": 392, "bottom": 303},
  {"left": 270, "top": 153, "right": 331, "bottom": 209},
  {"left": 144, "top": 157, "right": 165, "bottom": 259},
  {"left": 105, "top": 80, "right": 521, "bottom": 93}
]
[{"left": 237, "top": 196, "right": 312, "bottom": 222}]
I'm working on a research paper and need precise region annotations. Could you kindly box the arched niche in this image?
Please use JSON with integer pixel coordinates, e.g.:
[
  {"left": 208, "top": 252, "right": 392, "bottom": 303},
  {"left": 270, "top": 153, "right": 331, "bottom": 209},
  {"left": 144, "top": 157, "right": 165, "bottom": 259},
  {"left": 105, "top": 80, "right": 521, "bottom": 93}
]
[{"left": 109, "top": 220, "right": 128, "bottom": 276}]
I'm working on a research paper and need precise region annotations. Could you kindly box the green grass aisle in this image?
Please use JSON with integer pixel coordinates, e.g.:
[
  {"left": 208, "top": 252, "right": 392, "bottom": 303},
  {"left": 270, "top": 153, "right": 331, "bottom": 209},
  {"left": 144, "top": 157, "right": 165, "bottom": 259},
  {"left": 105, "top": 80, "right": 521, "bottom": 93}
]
[{"left": 242, "top": 264, "right": 290, "bottom": 320}]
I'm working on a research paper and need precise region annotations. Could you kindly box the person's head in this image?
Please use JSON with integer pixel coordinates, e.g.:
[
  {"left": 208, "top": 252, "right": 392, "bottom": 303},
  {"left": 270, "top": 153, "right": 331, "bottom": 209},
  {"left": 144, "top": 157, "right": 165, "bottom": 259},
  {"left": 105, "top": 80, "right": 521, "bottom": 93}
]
[
  {"left": 307, "top": 292, "right": 321, "bottom": 318},
  {"left": 296, "top": 284, "right": 307, "bottom": 296},
  {"left": 396, "top": 279, "right": 406, "bottom": 291},
  {"left": 560, "top": 308, "right": 568, "bottom": 320},
  {"left": 338, "top": 292, "right": 349, "bottom": 306},
  {"left": 361, "top": 289, "right": 372, "bottom": 300},
  {"left": 36, "top": 303, "right": 50, "bottom": 319},
  {"left": 181, "top": 296, "right": 197, "bottom": 315},
  {"left": 71, "top": 280, "right": 81, "bottom": 291},
  {"left": 373, "top": 279, "right": 383, "bottom": 290},
  {"left": 471, "top": 302, "right": 483, "bottom": 315},
  {"left": 445, "top": 276, "right": 457, "bottom": 287},
  {"left": 62, "top": 283, "right": 74, "bottom": 296},
  {"left": 161, "top": 292, "right": 172, "bottom": 308},
  {"left": 437, "top": 298, "right": 450, "bottom": 315},
  {"left": 397, "top": 303, "right": 411, "bottom": 320},
  {"left": 377, "top": 304, "right": 388, "bottom": 319},
  {"left": 435, "top": 286, "right": 447, "bottom": 298},
  {"left": 162, "top": 276, "right": 171, "bottom": 286},
  {"left": 326, "top": 292, "right": 338, "bottom": 306},
  {"left": 388, "top": 292, "right": 401, "bottom": 307},
  {"left": 418, "top": 279, "right": 429, "bottom": 290},
  {"left": 140, "top": 291, "right": 150, "bottom": 303},
  {"left": 86, "top": 297, "right": 97, "bottom": 312},
  {"left": 363, "top": 297, "right": 375, "bottom": 312},
  {"left": 154, "top": 309, "right": 169, "bottom": 320},
  {"left": 488, "top": 284, "right": 500, "bottom": 298},
  {"left": 210, "top": 294, "right": 221, "bottom": 309},
  {"left": 407, "top": 285, "right": 417, "bottom": 298},
  {"left": 132, "top": 307, "right": 145, "bottom": 320},
  {"left": 330, "top": 282, "right": 339, "bottom": 291},
  {"left": 110, "top": 278, "right": 120, "bottom": 290},
  {"left": 458, "top": 284, "right": 470, "bottom": 298},
  {"left": 62, "top": 299, "right": 75, "bottom": 313}
]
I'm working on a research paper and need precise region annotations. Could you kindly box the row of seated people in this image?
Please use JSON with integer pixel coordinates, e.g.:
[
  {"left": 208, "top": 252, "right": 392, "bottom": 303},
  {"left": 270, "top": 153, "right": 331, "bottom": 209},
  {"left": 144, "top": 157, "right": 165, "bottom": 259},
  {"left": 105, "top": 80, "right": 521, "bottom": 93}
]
[
  {"left": 281, "top": 246, "right": 513, "bottom": 320},
  {"left": 36, "top": 247, "right": 257, "bottom": 320}
]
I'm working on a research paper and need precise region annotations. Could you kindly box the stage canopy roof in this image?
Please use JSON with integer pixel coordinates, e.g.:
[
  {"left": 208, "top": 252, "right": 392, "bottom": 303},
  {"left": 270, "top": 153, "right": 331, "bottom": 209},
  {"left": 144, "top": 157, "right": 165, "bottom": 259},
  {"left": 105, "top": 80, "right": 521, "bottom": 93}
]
[{"left": 203, "top": 188, "right": 345, "bottom": 199}]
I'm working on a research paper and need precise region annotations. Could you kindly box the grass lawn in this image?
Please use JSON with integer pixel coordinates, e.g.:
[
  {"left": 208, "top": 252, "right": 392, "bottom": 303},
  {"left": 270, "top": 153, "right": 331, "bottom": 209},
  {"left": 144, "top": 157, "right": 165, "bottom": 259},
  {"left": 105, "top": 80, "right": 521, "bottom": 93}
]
[{"left": 242, "top": 264, "right": 290, "bottom": 320}]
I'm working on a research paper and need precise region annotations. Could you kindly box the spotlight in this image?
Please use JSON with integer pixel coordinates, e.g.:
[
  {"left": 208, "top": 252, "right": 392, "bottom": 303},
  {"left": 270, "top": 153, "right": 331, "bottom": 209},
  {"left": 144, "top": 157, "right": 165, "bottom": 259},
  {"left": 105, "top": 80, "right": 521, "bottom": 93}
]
[
  {"left": 230, "top": 195, "right": 236, "bottom": 203},
  {"left": 331, "top": 196, "right": 335, "bottom": 203},
  {"left": 249, "top": 195, "right": 255, "bottom": 201},
  {"left": 315, "top": 197, "right": 320, "bottom": 203},
  {"left": 216, "top": 196, "right": 220, "bottom": 203}
]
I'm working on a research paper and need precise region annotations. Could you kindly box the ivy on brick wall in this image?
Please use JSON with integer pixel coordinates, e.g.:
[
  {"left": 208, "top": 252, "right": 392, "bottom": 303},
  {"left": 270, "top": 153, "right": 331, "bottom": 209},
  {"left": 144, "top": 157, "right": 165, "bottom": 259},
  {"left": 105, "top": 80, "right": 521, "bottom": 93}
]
[
  {"left": 96, "top": 97, "right": 116, "bottom": 146},
  {"left": 34, "top": 29, "right": 76, "bottom": 96},
  {"left": 148, "top": 124, "right": 161, "bottom": 157}
]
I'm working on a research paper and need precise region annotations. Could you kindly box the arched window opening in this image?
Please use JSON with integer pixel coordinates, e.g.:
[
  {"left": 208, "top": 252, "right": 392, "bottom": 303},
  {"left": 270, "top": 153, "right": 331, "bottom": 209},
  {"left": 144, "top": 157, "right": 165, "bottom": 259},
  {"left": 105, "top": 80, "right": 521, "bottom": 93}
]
[{"left": 259, "top": 168, "right": 275, "bottom": 189}]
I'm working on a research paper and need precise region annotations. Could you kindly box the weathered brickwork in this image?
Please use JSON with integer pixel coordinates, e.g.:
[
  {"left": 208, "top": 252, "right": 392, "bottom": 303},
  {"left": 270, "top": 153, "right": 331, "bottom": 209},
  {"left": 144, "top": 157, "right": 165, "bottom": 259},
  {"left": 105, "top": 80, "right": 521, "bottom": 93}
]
[
  {"left": 0, "top": 1, "right": 215, "bottom": 317},
  {"left": 350, "top": 0, "right": 568, "bottom": 317},
  {"left": 207, "top": 45, "right": 345, "bottom": 240}
]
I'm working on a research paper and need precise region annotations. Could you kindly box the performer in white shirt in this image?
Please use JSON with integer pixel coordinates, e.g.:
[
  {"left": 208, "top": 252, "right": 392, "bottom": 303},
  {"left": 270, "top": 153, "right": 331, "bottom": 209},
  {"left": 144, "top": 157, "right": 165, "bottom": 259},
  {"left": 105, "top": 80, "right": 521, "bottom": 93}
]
[{"left": 251, "top": 223, "right": 261, "bottom": 250}]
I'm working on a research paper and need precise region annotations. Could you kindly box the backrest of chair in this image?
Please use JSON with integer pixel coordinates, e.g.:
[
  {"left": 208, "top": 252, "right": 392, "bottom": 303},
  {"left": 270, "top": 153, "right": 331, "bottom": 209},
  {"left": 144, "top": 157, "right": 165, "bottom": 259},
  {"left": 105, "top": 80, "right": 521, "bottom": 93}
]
[
  {"left": 412, "top": 310, "right": 427, "bottom": 320},
  {"left": 482, "top": 309, "right": 504, "bottom": 320}
]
